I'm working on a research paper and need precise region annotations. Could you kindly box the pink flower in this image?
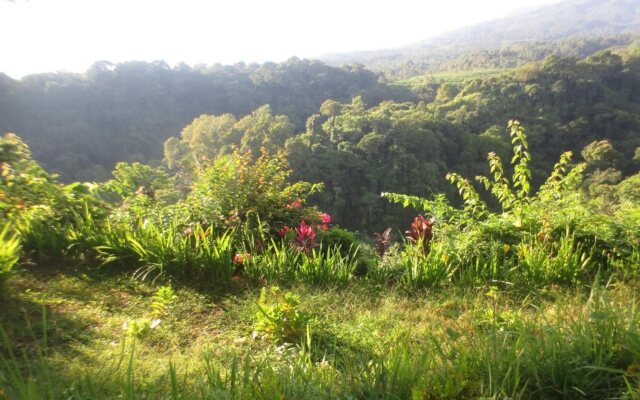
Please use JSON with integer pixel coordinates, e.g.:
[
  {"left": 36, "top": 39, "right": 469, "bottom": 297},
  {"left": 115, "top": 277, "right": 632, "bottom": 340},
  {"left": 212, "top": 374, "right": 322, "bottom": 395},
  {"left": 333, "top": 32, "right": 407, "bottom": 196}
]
[
  {"left": 317, "top": 224, "right": 329, "bottom": 231},
  {"left": 278, "top": 226, "right": 291, "bottom": 237},
  {"left": 320, "top": 212, "right": 332, "bottom": 224}
]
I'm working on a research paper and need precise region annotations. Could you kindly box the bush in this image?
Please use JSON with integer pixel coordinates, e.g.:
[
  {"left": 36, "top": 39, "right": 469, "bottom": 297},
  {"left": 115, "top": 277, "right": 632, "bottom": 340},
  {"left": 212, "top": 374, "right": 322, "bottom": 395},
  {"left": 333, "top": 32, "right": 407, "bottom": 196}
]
[
  {"left": 1, "top": 134, "right": 107, "bottom": 259},
  {"left": 187, "top": 149, "right": 323, "bottom": 233}
]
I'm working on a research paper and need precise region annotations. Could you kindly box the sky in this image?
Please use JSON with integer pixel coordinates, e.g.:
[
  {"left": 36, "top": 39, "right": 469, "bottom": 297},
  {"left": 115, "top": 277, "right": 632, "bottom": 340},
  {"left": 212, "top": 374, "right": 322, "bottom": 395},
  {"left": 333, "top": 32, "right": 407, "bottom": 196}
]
[{"left": 0, "top": 0, "right": 559, "bottom": 79}]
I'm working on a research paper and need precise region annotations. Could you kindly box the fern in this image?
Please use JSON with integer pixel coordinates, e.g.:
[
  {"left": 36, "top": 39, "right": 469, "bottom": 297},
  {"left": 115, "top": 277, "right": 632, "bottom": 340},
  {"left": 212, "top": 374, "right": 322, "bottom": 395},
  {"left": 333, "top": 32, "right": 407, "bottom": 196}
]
[
  {"left": 149, "top": 286, "right": 177, "bottom": 319},
  {"left": 125, "top": 285, "right": 177, "bottom": 338}
]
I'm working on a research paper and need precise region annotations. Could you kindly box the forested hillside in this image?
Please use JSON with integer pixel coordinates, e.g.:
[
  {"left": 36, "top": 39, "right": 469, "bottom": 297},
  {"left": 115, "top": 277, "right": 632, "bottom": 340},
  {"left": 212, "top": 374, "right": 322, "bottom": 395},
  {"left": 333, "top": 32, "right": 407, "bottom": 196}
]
[
  {"left": 2, "top": 47, "right": 640, "bottom": 230},
  {"left": 163, "top": 48, "right": 640, "bottom": 230},
  {"left": 0, "top": 58, "right": 410, "bottom": 180},
  {"left": 323, "top": 0, "right": 640, "bottom": 77}
]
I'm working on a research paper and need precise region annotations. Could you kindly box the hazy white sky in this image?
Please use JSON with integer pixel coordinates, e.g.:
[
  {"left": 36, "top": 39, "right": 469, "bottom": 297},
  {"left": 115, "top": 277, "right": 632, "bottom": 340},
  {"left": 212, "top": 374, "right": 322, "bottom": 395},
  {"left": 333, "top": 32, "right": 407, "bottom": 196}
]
[{"left": 0, "top": 0, "right": 558, "bottom": 78}]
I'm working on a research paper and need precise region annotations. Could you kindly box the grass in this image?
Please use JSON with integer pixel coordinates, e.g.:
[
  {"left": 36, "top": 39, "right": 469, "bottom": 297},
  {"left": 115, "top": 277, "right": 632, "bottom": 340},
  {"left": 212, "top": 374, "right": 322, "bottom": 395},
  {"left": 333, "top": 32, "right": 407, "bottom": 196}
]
[
  {"left": 2, "top": 263, "right": 639, "bottom": 398},
  {"left": 393, "top": 68, "right": 513, "bottom": 87},
  {"left": 0, "top": 224, "right": 20, "bottom": 291}
]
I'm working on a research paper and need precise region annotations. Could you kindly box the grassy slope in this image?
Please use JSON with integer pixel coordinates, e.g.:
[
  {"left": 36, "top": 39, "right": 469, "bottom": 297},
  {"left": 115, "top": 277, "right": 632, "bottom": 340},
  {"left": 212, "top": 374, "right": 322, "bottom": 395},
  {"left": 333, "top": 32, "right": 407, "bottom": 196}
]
[
  {"left": 2, "top": 264, "right": 639, "bottom": 398},
  {"left": 392, "top": 68, "right": 512, "bottom": 88}
]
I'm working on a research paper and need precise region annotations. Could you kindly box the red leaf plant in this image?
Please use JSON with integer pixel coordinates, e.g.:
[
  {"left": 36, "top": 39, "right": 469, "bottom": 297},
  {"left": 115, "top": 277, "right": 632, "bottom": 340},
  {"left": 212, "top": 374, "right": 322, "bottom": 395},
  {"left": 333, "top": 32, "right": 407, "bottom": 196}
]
[
  {"left": 285, "top": 199, "right": 303, "bottom": 209},
  {"left": 405, "top": 215, "right": 435, "bottom": 251},
  {"left": 316, "top": 212, "right": 332, "bottom": 231},
  {"left": 374, "top": 227, "right": 393, "bottom": 257},
  {"left": 291, "top": 220, "right": 317, "bottom": 255},
  {"left": 278, "top": 226, "right": 291, "bottom": 237}
]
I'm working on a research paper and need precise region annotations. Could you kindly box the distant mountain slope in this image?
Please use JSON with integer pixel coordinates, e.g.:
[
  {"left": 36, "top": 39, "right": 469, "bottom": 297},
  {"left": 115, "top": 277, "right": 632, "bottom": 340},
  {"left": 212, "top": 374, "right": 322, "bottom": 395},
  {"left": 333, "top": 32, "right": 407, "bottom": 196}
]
[
  {"left": 322, "top": 0, "right": 640, "bottom": 76},
  {"left": 427, "top": 0, "right": 640, "bottom": 46}
]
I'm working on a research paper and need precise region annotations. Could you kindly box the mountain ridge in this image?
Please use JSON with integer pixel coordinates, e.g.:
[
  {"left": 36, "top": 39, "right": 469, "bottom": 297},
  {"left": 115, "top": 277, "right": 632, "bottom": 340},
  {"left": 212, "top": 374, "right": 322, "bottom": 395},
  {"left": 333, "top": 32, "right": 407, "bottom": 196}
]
[{"left": 321, "top": 0, "right": 640, "bottom": 74}]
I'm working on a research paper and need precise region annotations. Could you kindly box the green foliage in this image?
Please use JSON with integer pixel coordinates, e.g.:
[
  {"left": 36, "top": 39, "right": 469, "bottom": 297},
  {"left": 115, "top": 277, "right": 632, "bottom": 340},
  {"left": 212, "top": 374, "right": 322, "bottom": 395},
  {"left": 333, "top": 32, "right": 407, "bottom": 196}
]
[
  {"left": 384, "top": 120, "right": 584, "bottom": 225},
  {"left": 1, "top": 134, "right": 106, "bottom": 259},
  {"left": 315, "top": 227, "right": 357, "bottom": 251},
  {"left": 446, "top": 172, "right": 488, "bottom": 219},
  {"left": 105, "top": 162, "right": 176, "bottom": 202},
  {"left": 0, "top": 59, "right": 397, "bottom": 182},
  {"left": 97, "top": 221, "right": 235, "bottom": 283},
  {"left": 0, "top": 224, "right": 20, "bottom": 292},
  {"left": 125, "top": 286, "right": 177, "bottom": 338},
  {"left": 616, "top": 173, "right": 640, "bottom": 203},
  {"left": 242, "top": 240, "right": 356, "bottom": 286},
  {"left": 399, "top": 241, "right": 455, "bottom": 288},
  {"left": 517, "top": 231, "right": 594, "bottom": 284},
  {"left": 255, "top": 286, "right": 310, "bottom": 344},
  {"left": 1, "top": 133, "right": 66, "bottom": 228},
  {"left": 383, "top": 121, "right": 636, "bottom": 287},
  {"left": 188, "top": 149, "right": 323, "bottom": 233},
  {"left": 5, "top": 44, "right": 640, "bottom": 233},
  {"left": 149, "top": 286, "right": 178, "bottom": 320}
]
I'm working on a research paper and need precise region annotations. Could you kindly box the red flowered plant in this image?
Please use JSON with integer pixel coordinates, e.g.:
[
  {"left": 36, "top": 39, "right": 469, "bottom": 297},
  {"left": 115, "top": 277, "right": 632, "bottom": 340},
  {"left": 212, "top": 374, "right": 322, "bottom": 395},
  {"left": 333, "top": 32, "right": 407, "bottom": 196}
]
[
  {"left": 320, "top": 212, "right": 331, "bottom": 224},
  {"left": 233, "top": 253, "right": 251, "bottom": 265},
  {"left": 314, "top": 212, "right": 332, "bottom": 231},
  {"left": 285, "top": 199, "right": 303, "bottom": 209},
  {"left": 291, "top": 220, "right": 317, "bottom": 255},
  {"left": 405, "top": 215, "right": 435, "bottom": 251},
  {"left": 278, "top": 226, "right": 291, "bottom": 237}
]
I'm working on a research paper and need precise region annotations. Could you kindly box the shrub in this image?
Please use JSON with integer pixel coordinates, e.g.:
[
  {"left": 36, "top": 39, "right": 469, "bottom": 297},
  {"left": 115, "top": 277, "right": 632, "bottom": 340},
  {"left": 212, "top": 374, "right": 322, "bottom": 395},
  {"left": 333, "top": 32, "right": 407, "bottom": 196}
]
[
  {"left": 187, "top": 149, "right": 323, "bottom": 233},
  {"left": 1, "top": 134, "right": 107, "bottom": 259}
]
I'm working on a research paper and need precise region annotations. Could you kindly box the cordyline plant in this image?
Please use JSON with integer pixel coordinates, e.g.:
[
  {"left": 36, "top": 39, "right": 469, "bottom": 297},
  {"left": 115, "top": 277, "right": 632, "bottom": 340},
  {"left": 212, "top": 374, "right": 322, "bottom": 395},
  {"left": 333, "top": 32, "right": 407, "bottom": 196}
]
[
  {"left": 405, "top": 215, "right": 434, "bottom": 251},
  {"left": 291, "top": 220, "right": 317, "bottom": 255},
  {"left": 374, "top": 228, "right": 392, "bottom": 257}
]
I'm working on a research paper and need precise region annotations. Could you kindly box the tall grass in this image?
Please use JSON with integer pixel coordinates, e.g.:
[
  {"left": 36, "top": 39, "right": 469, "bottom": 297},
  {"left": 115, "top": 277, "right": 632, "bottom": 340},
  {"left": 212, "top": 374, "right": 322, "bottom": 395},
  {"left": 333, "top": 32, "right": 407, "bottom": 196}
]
[
  {"left": 0, "top": 224, "right": 20, "bottom": 291},
  {"left": 400, "top": 241, "right": 456, "bottom": 288},
  {"left": 2, "top": 283, "right": 639, "bottom": 398},
  {"left": 242, "top": 240, "right": 357, "bottom": 286},
  {"left": 96, "top": 221, "right": 235, "bottom": 283},
  {"left": 518, "top": 231, "right": 594, "bottom": 285}
]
